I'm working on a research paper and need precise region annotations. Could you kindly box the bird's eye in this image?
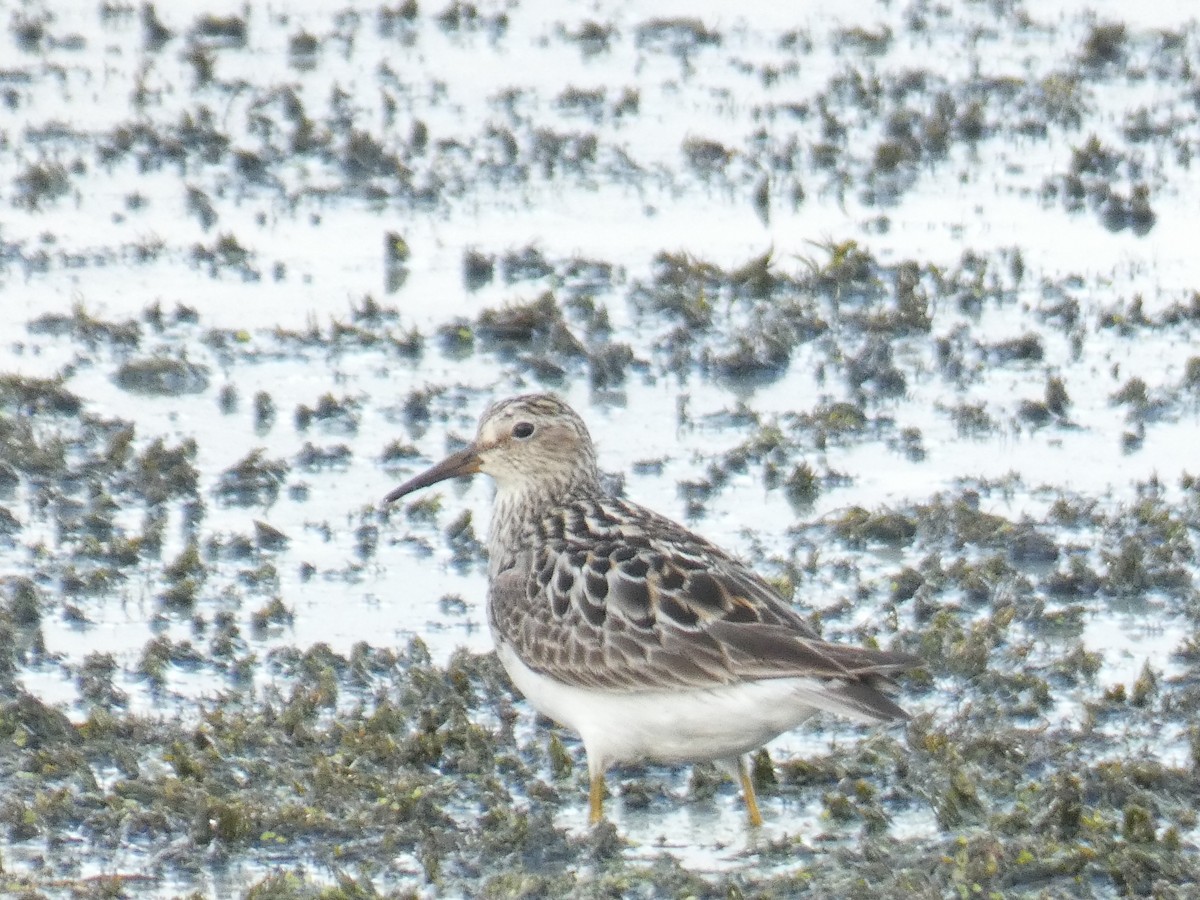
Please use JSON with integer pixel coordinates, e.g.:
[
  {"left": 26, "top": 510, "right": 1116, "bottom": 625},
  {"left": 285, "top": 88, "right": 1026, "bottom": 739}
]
[{"left": 511, "top": 421, "right": 535, "bottom": 439}]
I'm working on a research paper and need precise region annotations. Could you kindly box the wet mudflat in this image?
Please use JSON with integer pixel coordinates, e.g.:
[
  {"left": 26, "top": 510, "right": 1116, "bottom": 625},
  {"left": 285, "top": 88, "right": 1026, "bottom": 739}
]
[{"left": 2, "top": 0, "right": 1200, "bottom": 896}]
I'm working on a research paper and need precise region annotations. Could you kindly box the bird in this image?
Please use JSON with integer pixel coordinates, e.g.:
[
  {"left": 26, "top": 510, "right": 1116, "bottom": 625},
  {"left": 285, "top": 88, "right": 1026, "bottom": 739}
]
[{"left": 383, "top": 393, "right": 921, "bottom": 827}]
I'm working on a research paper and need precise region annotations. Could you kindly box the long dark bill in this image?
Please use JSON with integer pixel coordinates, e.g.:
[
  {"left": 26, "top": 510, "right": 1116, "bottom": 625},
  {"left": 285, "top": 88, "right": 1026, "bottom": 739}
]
[{"left": 383, "top": 445, "right": 482, "bottom": 504}]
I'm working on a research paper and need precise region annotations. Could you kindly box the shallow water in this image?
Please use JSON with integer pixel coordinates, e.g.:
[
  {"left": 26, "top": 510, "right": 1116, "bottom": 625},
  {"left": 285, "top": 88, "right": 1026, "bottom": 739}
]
[{"left": 3, "top": 0, "right": 1200, "bottom": 896}]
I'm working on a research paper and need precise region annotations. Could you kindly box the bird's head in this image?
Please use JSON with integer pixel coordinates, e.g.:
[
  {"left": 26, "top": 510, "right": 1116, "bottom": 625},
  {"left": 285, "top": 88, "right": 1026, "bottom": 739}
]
[{"left": 383, "top": 393, "right": 599, "bottom": 504}]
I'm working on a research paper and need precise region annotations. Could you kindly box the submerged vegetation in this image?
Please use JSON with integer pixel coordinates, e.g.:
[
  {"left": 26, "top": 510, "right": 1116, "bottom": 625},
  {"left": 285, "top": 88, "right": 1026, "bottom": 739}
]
[{"left": 1, "top": 0, "right": 1199, "bottom": 896}]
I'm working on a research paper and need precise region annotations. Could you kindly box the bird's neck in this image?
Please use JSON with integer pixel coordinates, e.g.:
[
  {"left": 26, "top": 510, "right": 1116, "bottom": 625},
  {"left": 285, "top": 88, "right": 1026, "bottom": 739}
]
[{"left": 487, "top": 472, "right": 598, "bottom": 572}]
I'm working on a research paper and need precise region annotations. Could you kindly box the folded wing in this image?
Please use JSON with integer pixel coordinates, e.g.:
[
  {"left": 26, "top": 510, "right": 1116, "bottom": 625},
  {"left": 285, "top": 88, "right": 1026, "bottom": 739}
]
[{"left": 488, "top": 497, "right": 921, "bottom": 721}]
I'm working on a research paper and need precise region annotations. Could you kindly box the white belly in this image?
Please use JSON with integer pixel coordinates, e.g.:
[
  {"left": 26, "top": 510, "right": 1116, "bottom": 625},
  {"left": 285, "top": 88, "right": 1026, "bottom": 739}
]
[{"left": 496, "top": 640, "right": 827, "bottom": 769}]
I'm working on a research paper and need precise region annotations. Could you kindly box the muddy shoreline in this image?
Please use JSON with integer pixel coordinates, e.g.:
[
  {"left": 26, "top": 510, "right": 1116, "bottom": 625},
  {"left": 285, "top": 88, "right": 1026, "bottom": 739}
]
[{"left": 3, "top": 2, "right": 1200, "bottom": 896}]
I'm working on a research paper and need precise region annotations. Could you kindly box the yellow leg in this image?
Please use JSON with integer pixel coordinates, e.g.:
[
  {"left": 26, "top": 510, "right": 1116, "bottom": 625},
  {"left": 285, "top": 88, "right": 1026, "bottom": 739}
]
[
  {"left": 738, "top": 757, "right": 764, "bottom": 828},
  {"left": 588, "top": 771, "right": 605, "bottom": 824}
]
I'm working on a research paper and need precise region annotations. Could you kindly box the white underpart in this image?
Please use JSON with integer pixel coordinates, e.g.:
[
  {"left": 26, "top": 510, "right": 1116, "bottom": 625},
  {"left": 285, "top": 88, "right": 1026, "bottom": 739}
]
[{"left": 496, "top": 640, "right": 873, "bottom": 776}]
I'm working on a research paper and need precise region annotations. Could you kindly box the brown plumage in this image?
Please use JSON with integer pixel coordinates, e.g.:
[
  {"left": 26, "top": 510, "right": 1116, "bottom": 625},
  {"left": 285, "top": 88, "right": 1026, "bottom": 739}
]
[{"left": 385, "top": 392, "right": 921, "bottom": 826}]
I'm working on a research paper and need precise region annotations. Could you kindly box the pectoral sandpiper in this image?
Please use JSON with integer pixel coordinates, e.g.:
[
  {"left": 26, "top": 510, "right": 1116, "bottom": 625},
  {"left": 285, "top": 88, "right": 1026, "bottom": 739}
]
[{"left": 384, "top": 393, "right": 920, "bottom": 826}]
